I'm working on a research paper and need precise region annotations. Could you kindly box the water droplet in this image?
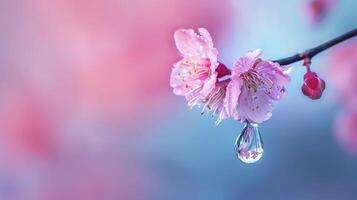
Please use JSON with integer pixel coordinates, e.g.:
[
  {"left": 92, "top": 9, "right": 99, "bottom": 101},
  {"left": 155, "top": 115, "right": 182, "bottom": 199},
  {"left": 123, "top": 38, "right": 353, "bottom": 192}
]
[
  {"left": 235, "top": 122, "right": 264, "bottom": 163},
  {"left": 280, "top": 88, "right": 287, "bottom": 97},
  {"left": 266, "top": 112, "right": 272, "bottom": 118}
]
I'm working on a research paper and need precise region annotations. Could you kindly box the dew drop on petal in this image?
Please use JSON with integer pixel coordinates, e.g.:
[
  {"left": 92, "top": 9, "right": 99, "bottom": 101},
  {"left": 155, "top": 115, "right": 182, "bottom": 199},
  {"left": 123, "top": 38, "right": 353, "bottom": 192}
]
[
  {"left": 280, "top": 88, "right": 286, "bottom": 96},
  {"left": 266, "top": 112, "right": 272, "bottom": 119},
  {"left": 235, "top": 122, "right": 264, "bottom": 163}
]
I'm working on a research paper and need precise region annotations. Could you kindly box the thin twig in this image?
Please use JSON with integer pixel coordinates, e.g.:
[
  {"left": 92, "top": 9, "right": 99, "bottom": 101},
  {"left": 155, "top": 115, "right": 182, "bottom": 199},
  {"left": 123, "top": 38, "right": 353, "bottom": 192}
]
[{"left": 273, "top": 28, "right": 357, "bottom": 65}]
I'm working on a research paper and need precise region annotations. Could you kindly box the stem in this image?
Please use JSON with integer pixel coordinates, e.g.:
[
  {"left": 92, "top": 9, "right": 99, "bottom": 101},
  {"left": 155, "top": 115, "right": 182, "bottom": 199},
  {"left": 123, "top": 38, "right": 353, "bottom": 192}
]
[{"left": 273, "top": 28, "right": 357, "bottom": 65}]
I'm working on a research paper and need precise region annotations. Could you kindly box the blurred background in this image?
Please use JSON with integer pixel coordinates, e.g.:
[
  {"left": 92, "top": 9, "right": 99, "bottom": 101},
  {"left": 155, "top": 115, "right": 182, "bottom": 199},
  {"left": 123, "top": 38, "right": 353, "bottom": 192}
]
[{"left": 0, "top": 0, "right": 356, "bottom": 199}]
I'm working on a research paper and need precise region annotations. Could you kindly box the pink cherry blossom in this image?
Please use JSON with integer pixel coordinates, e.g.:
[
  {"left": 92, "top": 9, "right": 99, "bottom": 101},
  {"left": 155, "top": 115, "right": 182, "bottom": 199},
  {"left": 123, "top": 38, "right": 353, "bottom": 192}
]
[
  {"left": 170, "top": 28, "right": 219, "bottom": 97},
  {"left": 170, "top": 28, "right": 230, "bottom": 121},
  {"left": 225, "top": 49, "right": 290, "bottom": 123}
]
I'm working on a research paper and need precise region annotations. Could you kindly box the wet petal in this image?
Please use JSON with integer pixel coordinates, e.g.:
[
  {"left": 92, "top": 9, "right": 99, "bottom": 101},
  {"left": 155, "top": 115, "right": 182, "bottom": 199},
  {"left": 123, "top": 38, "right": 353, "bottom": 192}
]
[
  {"left": 232, "top": 49, "right": 262, "bottom": 76},
  {"left": 174, "top": 29, "right": 198, "bottom": 57},
  {"left": 201, "top": 73, "right": 217, "bottom": 97},
  {"left": 237, "top": 86, "right": 273, "bottom": 123},
  {"left": 255, "top": 60, "right": 290, "bottom": 100},
  {"left": 171, "top": 28, "right": 219, "bottom": 99},
  {"left": 198, "top": 28, "right": 214, "bottom": 49},
  {"left": 225, "top": 78, "right": 243, "bottom": 119}
]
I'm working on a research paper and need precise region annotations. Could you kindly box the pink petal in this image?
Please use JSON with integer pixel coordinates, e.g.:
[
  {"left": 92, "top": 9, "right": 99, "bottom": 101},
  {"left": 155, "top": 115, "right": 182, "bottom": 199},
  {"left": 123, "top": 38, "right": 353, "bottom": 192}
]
[
  {"left": 174, "top": 29, "right": 200, "bottom": 57},
  {"left": 237, "top": 86, "right": 273, "bottom": 123},
  {"left": 200, "top": 73, "right": 217, "bottom": 97},
  {"left": 198, "top": 28, "right": 214, "bottom": 49},
  {"left": 255, "top": 61, "right": 290, "bottom": 100},
  {"left": 224, "top": 78, "right": 243, "bottom": 119},
  {"left": 174, "top": 29, "right": 217, "bottom": 61},
  {"left": 232, "top": 49, "right": 262, "bottom": 75},
  {"left": 246, "top": 49, "right": 262, "bottom": 61}
]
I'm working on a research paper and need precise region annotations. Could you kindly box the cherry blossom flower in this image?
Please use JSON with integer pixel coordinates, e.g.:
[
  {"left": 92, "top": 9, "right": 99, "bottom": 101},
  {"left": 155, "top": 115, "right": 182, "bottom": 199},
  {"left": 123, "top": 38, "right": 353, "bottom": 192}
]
[
  {"left": 224, "top": 49, "right": 290, "bottom": 123},
  {"left": 170, "top": 28, "right": 230, "bottom": 121},
  {"left": 170, "top": 28, "right": 219, "bottom": 97}
]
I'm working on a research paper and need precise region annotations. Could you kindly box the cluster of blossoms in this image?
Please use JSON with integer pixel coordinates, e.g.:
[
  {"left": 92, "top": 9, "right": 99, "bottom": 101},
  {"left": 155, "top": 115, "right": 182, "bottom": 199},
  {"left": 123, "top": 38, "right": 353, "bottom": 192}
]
[
  {"left": 170, "top": 28, "right": 290, "bottom": 126},
  {"left": 170, "top": 27, "right": 356, "bottom": 163},
  {"left": 170, "top": 28, "right": 293, "bottom": 163}
]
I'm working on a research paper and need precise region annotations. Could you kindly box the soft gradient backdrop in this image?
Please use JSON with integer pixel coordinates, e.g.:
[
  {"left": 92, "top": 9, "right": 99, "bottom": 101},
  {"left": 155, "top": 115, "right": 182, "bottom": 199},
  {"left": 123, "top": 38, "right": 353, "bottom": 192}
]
[{"left": 0, "top": 0, "right": 356, "bottom": 199}]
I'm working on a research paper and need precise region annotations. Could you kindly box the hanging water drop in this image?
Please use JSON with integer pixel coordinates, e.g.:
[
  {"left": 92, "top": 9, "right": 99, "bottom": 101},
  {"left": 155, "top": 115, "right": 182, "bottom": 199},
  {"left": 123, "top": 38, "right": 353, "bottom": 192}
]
[{"left": 235, "top": 122, "right": 264, "bottom": 163}]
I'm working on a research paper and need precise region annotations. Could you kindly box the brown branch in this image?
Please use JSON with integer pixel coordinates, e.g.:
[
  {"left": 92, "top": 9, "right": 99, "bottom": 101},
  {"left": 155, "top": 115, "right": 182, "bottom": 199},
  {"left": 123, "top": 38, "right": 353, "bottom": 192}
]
[{"left": 273, "top": 28, "right": 357, "bottom": 65}]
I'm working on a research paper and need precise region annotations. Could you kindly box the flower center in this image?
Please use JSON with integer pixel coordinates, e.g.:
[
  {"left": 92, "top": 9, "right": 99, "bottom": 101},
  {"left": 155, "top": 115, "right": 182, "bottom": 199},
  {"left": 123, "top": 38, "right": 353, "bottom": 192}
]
[
  {"left": 241, "top": 70, "right": 261, "bottom": 93},
  {"left": 179, "top": 58, "right": 212, "bottom": 81}
]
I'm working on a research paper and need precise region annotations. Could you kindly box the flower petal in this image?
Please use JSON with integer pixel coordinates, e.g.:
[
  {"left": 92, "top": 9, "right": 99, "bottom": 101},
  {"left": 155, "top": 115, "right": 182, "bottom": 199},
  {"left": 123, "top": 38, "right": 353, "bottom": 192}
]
[
  {"left": 200, "top": 73, "right": 217, "bottom": 97},
  {"left": 255, "top": 61, "right": 290, "bottom": 100},
  {"left": 224, "top": 78, "right": 243, "bottom": 119},
  {"left": 237, "top": 86, "right": 273, "bottom": 123},
  {"left": 174, "top": 28, "right": 217, "bottom": 61},
  {"left": 232, "top": 49, "right": 262, "bottom": 76},
  {"left": 198, "top": 28, "right": 214, "bottom": 49},
  {"left": 174, "top": 29, "right": 198, "bottom": 57}
]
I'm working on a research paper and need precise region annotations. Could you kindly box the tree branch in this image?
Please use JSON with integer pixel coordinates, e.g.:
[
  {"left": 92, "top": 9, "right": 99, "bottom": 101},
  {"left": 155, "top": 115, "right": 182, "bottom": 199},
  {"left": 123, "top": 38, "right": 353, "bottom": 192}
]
[{"left": 273, "top": 28, "right": 357, "bottom": 65}]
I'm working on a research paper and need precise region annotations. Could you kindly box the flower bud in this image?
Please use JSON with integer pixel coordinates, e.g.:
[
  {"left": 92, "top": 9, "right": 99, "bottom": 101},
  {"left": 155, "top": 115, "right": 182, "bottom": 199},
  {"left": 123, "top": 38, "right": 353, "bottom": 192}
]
[
  {"left": 216, "top": 63, "right": 231, "bottom": 78},
  {"left": 301, "top": 71, "right": 326, "bottom": 99}
]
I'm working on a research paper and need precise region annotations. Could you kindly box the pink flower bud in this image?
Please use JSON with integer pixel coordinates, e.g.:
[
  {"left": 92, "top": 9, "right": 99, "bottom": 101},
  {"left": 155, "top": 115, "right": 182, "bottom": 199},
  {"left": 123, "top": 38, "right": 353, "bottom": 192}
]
[
  {"left": 301, "top": 71, "right": 326, "bottom": 99},
  {"left": 216, "top": 63, "right": 231, "bottom": 78}
]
